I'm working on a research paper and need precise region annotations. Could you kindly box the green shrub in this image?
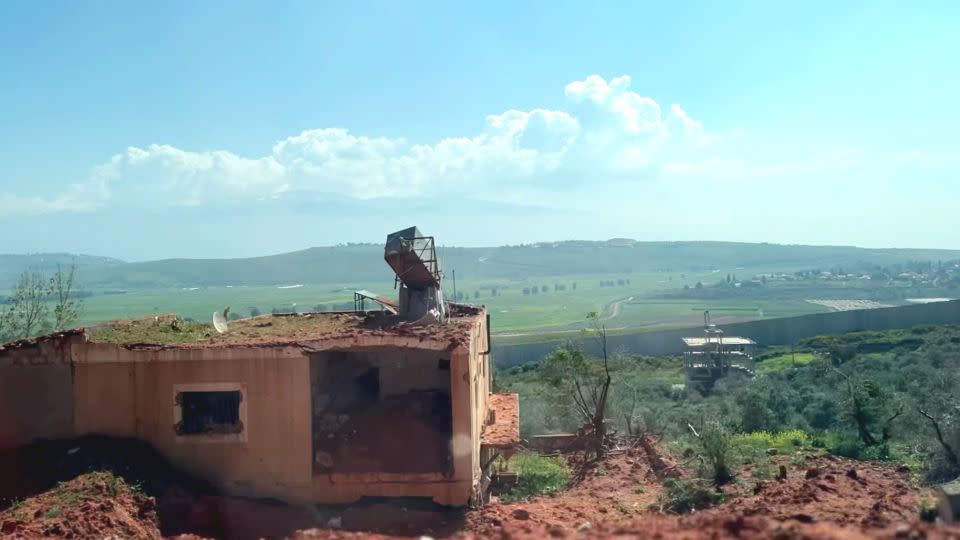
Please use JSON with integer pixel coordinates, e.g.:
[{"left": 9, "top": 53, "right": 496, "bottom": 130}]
[
  {"left": 698, "top": 421, "right": 734, "bottom": 485},
  {"left": 826, "top": 434, "right": 892, "bottom": 460},
  {"left": 499, "top": 454, "right": 569, "bottom": 503},
  {"left": 734, "top": 429, "right": 808, "bottom": 453}
]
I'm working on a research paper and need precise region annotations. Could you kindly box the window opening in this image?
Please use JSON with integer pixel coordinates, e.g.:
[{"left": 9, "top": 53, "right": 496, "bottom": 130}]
[{"left": 176, "top": 390, "right": 243, "bottom": 435}]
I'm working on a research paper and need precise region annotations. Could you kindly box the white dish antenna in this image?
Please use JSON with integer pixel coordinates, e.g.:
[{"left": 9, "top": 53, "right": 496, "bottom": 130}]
[{"left": 212, "top": 306, "right": 230, "bottom": 334}]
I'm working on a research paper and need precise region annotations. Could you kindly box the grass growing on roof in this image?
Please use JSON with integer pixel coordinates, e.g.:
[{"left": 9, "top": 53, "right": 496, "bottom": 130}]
[
  {"left": 87, "top": 316, "right": 213, "bottom": 345},
  {"left": 86, "top": 312, "right": 364, "bottom": 345}
]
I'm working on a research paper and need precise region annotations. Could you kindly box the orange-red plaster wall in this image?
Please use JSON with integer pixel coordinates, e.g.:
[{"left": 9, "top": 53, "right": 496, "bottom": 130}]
[
  {"left": 71, "top": 345, "right": 314, "bottom": 501},
  {"left": 0, "top": 337, "right": 76, "bottom": 448}
]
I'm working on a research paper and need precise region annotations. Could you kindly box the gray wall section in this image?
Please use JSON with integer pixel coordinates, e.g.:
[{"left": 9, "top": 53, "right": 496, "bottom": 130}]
[
  {"left": 493, "top": 300, "right": 960, "bottom": 367},
  {"left": 0, "top": 364, "right": 74, "bottom": 447}
]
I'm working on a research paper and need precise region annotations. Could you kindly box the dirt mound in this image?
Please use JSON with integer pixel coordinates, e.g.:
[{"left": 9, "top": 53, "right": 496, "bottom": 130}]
[
  {"left": 0, "top": 435, "right": 330, "bottom": 540},
  {"left": 458, "top": 452, "right": 960, "bottom": 540},
  {"left": 715, "top": 457, "right": 920, "bottom": 528},
  {"left": 0, "top": 471, "right": 161, "bottom": 539},
  {"left": 464, "top": 447, "right": 663, "bottom": 538}
]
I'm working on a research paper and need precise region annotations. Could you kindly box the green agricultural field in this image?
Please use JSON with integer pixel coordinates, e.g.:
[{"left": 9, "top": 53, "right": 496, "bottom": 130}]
[
  {"left": 5, "top": 240, "right": 955, "bottom": 338},
  {"left": 69, "top": 268, "right": 891, "bottom": 337},
  {"left": 75, "top": 267, "right": 826, "bottom": 335},
  {"left": 77, "top": 282, "right": 388, "bottom": 326}
]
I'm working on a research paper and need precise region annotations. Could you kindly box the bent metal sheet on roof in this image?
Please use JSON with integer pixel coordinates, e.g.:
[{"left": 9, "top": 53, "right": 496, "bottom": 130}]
[{"left": 353, "top": 290, "right": 399, "bottom": 314}]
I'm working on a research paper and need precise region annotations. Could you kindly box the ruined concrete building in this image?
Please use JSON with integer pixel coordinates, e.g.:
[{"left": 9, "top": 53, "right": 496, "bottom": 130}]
[{"left": 0, "top": 227, "right": 519, "bottom": 506}]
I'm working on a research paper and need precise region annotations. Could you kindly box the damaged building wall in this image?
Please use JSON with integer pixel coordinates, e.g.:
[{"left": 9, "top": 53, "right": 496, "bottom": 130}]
[
  {"left": 75, "top": 345, "right": 314, "bottom": 502},
  {"left": 1, "top": 310, "right": 494, "bottom": 507},
  {"left": 310, "top": 314, "right": 489, "bottom": 506},
  {"left": 2, "top": 339, "right": 315, "bottom": 502},
  {"left": 309, "top": 348, "right": 453, "bottom": 476},
  {"left": 467, "top": 315, "right": 492, "bottom": 496}
]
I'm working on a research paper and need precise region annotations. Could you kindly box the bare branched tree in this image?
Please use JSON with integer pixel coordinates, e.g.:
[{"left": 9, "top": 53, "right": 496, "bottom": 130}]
[
  {"left": 50, "top": 263, "right": 82, "bottom": 331},
  {"left": 541, "top": 312, "right": 613, "bottom": 459},
  {"left": 7, "top": 271, "right": 51, "bottom": 339},
  {"left": 831, "top": 366, "right": 902, "bottom": 447},
  {"left": 584, "top": 311, "right": 613, "bottom": 457},
  {"left": 919, "top": 409, "right": 959, "bottom": 470}
]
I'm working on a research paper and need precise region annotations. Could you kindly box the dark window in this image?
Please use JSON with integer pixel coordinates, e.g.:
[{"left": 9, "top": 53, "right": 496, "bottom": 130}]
[
  {"left": 177, "top": 391, "right": 242, "bottom": 435},
  {"left": 437, "top": 358, "right": 450, "bottom": 370}
]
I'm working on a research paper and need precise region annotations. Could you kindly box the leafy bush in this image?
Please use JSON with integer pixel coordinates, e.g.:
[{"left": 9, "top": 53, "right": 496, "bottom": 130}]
[
  {"left": 499, "top": 454, "right": 569, "bottom": 502},
  {"left": 697, "top": 421, "right": 734, "bottom": 485},
  {"left": 826, "top": 434, "right": 892, "bottom": 460}
]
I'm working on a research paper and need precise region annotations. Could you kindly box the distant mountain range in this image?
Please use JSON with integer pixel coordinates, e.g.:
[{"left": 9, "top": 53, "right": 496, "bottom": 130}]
[
  {"left": 0, "top": 253, "right": 126, "bottom": 290},
  {"left": 3, "top": 241, "right": 960, "bottom": 290}
]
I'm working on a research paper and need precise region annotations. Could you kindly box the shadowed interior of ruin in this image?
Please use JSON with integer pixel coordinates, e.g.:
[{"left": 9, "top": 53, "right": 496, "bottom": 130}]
[{"left": 310, "top": 350, "right": 453, "bottom": 475}]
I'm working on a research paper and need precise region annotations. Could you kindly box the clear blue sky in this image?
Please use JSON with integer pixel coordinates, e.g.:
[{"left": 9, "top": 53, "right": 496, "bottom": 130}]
[{"left": 1, "top": 0, "right": 958, "bottom": 259}]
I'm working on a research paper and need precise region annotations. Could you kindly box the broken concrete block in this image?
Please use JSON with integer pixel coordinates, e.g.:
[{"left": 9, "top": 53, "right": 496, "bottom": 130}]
[{"left": 937, "top": 479, "right": 960, "bottom": 524}]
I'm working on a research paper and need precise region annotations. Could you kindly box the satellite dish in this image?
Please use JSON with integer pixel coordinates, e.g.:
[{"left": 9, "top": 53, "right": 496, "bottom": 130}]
[{"left": 212, "top": 306, "right": 230, "bottom": 334}]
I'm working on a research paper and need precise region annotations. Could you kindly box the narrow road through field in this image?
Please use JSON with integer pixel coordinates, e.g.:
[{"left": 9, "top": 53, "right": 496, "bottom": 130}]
[
  {"left": 493, "top": 296, "right": 633, "bottom": 338},
  {"left": 603, "top": 295, "right": 633, "bottom": 321}
]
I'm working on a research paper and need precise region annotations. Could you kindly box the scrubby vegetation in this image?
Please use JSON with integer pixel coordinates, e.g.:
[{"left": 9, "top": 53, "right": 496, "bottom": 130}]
[
  {"left": 496, "top": 454, "right": 570, "bottom": 503},
  {"left": 497, "top": 324, "right": 960, "bottom": 485},
  {"left": 655, "top": 478, "right": 722, "bottom": 514}
]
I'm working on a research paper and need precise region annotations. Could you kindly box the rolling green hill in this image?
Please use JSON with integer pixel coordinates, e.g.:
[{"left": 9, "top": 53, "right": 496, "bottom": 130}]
[
  {"left": 3, "top": 240, "right": 960, "bottom": 290},
  {"left": 0, "top": 253, "right": 125, "bottom": 290}
]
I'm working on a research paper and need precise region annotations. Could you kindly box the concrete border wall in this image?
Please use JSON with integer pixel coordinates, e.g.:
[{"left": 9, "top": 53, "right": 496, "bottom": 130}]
[{"left": 493, "top": 299, "right": 960, "bottom": 367}]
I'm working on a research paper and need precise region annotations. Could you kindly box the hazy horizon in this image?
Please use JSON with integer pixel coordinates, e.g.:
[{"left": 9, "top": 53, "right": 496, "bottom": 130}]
[{"left": 6, "top": 234, "right": 960, "bottom": 265}]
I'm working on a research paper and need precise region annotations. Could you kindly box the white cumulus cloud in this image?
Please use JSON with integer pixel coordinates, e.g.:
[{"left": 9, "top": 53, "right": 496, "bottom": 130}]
[{"left": 5, "top": 74, "right": 724, "bottom": 215}]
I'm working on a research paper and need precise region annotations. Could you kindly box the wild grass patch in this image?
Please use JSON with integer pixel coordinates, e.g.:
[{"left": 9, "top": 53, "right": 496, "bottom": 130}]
[
  {"left": 734, "top": 429, "right": 808, "bottom": 453},
  {"left": 498, "top": 453, "right": 570, "bottom": 503}
]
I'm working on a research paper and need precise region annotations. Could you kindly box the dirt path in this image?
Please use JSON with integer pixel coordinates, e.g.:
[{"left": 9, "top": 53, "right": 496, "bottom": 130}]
[
  {"left": 493, "top": 296, "right": 633, "bottom": 339},
  {"left": 603, "top": 296, "right": 632, "bottom": 321}
]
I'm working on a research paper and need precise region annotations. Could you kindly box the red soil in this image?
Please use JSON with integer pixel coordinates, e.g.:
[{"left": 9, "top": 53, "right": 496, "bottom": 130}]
[
  {"left": 458, "top": 449, "right": 960, "bottom": 540},
  {"left": 3, "top": 436, "right": 960, "bottom": 540},
  {"left": 0, "top": 472, "right": 160, "bottom": 539}
]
